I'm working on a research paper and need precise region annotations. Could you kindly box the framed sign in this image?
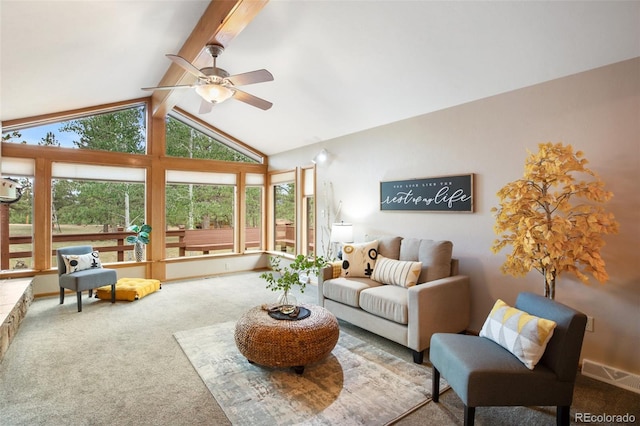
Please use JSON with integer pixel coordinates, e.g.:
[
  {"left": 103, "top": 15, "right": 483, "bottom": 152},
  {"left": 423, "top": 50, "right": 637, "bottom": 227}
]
[{"left": 380, "top": 174, "right": 474, "bottom": 212}]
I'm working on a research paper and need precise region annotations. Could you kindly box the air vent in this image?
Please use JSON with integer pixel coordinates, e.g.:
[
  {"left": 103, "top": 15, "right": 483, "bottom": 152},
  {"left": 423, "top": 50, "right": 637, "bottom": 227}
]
[{"left": 582, "top": 359, "right": 640, "bottom": 394}]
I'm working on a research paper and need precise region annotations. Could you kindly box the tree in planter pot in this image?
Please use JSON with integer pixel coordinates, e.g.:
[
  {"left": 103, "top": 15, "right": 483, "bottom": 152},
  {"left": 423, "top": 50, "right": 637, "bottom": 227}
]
[
  {"left": 125, "top": 224, "right": 152, "bottom": 262},
  {"left": 260, "top": 254, "right": 328, "bottom": 314},
  {"left": 491, "top": 142, "right": 619, "bottom": 299}
]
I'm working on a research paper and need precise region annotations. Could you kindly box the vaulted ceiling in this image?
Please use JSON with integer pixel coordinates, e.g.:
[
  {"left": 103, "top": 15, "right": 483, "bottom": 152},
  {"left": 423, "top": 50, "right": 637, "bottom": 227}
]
[{"left": 2, "top": 1, "right": 639, "bottom": 156}]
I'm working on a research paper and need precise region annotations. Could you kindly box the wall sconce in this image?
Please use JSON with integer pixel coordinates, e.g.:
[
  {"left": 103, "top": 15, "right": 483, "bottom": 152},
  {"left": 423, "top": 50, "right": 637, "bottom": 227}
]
[{"left": 312, "top": 148, "right": 329, "bottom": 165}]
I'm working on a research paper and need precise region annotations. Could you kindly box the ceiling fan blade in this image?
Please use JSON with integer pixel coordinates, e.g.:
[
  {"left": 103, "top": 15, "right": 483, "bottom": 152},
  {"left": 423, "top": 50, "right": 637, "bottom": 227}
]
[
  {"left": 166, "top": 54, "right": 208, "bottom": 79},
  {"left": 141, "top": 84, "right": 196, "bottom": 91},
  {"left": 199, "top": 99, "right": 214, "bottom": 114},
  {"left": 226, "top": 69, "right": 274, "bottom": 86},
  {"left": 232, "top": 89, "right": 273, "bottom": 110}
]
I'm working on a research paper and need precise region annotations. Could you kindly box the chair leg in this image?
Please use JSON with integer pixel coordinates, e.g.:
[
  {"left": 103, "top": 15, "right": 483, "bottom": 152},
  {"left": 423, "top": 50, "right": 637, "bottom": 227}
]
[
  {"left": 111, "top": 283, "right": 116, "bottom": 303},
  {"left": 557, "top": 406, "right": 570, "bottom": 426},
  {"left": 88, "top": 289, "right": 93, "bottom": 298},
  {"left": 76, "top": 291, "right": 82, "bottom": 312},
  {"left": 432, "top": 367, "right": 440, "bottom": 402},
  {"left": 412, "top": 349, "right": 424, "bottom": 364},
  {"left": 59, "top": 288, "right": 65, "bottom": 304},
  {"left": 464, "top": 405, "right": 475, "bottom": 426}
]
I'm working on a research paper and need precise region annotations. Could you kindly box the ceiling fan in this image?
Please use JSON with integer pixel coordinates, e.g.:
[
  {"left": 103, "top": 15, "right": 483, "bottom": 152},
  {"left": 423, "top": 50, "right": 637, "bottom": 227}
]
[{"left": 142, "top": 43, "right": 273, "bottom": 113}]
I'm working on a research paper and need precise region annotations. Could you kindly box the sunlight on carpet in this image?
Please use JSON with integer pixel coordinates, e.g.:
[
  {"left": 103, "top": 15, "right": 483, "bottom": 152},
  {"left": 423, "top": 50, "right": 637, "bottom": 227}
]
[{"left": 175, "top": 321, "right": 449, "bottom": 425}]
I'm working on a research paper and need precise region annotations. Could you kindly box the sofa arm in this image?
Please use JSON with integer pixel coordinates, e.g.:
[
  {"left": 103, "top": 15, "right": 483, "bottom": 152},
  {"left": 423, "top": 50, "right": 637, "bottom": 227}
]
[
  {"left": 317, "top": 262, "right": 341, "bottom": 305},
  {"left": 407, "top": 274, "right": 471, "bottom": 352}
]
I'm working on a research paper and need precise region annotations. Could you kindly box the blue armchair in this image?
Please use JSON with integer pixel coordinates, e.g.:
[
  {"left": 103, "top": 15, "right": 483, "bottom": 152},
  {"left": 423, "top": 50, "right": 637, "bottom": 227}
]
[
  {"left": 430, "top": 292, "right": 587, "bottom": 426},
  {"left": 57, "top": 245, "right": 117, "bottom": 312}
]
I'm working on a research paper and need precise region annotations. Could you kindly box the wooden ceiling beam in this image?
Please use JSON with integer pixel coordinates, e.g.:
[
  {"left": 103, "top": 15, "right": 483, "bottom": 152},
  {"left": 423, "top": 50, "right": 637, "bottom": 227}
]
[{"left": 151, "top": 0, "right": 269, "bottom": 118}]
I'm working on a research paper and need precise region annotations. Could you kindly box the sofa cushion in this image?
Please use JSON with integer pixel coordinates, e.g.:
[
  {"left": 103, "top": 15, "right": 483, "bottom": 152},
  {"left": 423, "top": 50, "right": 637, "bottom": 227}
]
[
  {"left": 399, "top": 238, "right": 421, "bottom": 261},
  {"left": 371, "top": 255, "right": 422, "bottom": 288},
  {"left": 359, "top": 285, "right": 409, "bottom": 324},
  {"left": 323, "top": 277, "right": 382, "bottom": 308},
  {"left": 61, "top": 251, "right": 102, "bottom": 274},
  {"left": 479, "top": 299, "right": 557, "bottom": 370},
  {"left": 377, "top": 236, "right": 402, "bottom": 260},
  {"left": 341, "top": 240, "right": 379, "bottom": 278},
  {"left": 418, "top": 240, "right": 453, "bottom": 282}
]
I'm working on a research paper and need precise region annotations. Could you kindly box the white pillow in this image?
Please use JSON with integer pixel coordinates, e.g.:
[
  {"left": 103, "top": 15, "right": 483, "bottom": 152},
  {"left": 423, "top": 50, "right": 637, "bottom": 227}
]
[
  {"left": 341, "top": 240, "right": 379, "bottom": 278},
  {"left": 62, "top": 251, "right": 103, "bottom": 274},
  {"left": 479, "top": 299, "right": 557, "bottom": 370},
  {"left": 371, "top": 255, "right": 422, "bottom": 288}
]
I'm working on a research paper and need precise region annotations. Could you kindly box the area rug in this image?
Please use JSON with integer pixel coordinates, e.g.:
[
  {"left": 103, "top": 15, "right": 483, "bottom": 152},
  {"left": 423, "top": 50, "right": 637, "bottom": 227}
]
[{"left": 174, "top": 321, "right": 448, "bottom": 425}]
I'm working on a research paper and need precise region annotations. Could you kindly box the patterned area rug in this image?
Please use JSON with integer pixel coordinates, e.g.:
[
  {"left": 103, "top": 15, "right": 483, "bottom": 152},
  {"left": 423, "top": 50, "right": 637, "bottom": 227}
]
[{"left": 174, "top": 321, "right": 448, "bottom": 425}]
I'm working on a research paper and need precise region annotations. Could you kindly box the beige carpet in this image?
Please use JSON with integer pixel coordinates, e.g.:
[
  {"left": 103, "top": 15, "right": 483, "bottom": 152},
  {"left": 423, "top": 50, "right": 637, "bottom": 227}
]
[{"left": 175, "top": 321, "right": 449, "bottom": 426}]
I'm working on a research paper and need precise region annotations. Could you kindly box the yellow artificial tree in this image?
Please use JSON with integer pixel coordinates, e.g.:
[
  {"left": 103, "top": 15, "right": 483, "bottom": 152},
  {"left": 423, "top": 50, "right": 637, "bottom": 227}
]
[{"left": 491, "top": 142, "right": 619, "bottom": 299}]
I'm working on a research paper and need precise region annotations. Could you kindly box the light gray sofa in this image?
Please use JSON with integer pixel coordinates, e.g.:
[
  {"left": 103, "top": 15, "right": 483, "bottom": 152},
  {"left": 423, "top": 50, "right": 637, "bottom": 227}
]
[{"left": 318, "top": 236, "right": 470, "bottom": 363}]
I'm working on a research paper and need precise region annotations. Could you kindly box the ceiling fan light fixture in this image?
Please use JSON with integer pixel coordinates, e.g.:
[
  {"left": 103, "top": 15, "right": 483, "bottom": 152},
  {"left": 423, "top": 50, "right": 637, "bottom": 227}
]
[{"left": 195, "top": 84, "right": 234, "bottom": 104}]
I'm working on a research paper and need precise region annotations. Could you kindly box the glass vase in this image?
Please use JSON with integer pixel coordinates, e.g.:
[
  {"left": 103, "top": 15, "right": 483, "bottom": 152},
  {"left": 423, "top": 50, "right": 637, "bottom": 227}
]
[{"left": 276, "top": 290, "right": 297, "bottom": 315}]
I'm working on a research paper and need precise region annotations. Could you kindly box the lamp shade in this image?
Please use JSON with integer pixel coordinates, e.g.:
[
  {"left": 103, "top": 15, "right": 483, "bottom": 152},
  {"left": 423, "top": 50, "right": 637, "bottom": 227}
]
[
  {"left": 330, "top": 222, "right": 353, "bottom": 243},
  {"left": 195, "top": 84, "right": 234, "bottom": 103}
]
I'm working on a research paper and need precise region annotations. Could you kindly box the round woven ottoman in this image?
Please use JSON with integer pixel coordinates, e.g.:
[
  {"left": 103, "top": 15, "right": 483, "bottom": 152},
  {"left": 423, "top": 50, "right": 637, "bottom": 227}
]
[{"left": 234, "top": 304, "right": 339, "bottom": 374}]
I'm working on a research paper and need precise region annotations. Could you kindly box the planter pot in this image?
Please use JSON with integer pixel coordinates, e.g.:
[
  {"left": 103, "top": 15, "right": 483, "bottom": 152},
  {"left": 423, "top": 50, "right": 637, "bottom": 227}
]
[{"left": 134, "top": 242, "right": 145, "bottom": 262}]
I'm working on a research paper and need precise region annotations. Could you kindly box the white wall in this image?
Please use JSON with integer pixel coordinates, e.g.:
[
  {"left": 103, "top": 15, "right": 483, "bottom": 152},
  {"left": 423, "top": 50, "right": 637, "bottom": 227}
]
[{"left": 269, "top": 58, "right": 640, "bottom": 374}]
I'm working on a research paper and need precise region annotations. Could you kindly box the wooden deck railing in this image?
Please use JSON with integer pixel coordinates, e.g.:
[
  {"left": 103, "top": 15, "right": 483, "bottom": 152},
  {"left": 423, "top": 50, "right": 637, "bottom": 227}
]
[{"left": 2, "top": 227, "right": 265, "bottom": 270}]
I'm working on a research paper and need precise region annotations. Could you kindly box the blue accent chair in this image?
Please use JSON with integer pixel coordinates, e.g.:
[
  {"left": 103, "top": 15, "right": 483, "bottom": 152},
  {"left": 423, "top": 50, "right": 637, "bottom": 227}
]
[
  {"left": 430, "top": 292, "right": 587, "bottom": 426},
  {"left": 57, "top": 245, "right": 117, "bottom": 312}
]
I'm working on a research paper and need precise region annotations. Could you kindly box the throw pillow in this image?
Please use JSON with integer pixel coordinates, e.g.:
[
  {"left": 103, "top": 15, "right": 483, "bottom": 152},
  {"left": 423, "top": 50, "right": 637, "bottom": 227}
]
[
  {"left": 62, "top": 251, "right": 103, "bottom": 274},
  {"left": 341, "top": 240, "right": 379, "bottom": 278},
  {"left": 371, "top": 255, "right": 422, "bottom": 288},
  {"left": 417, "top": 239, "right": 453, "bottom": 283},
  {"left": 479, "top": 299, "right": 557, "bottom": 370}
]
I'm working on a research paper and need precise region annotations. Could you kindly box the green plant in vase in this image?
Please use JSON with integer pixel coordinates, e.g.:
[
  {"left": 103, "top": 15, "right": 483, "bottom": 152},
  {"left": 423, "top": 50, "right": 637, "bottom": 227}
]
[
  {"left": 125, "top": 223, "right": 152, "bottom": 262},
  {"left": 260, "top": 254, "right": 328, "bottom": 314}
]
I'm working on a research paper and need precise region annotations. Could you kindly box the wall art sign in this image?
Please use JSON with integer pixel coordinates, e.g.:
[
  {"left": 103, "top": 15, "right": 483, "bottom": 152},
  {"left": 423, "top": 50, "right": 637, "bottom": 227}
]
[{"left": 380, "top": 174, "right": 474, "bottom": 212}]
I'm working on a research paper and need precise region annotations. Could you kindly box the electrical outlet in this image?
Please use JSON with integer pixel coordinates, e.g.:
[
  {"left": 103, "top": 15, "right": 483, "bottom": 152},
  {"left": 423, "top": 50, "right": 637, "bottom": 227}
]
[
  {"left": 224, "top": 263, "right": 230, "bottom": 271},
  {"left": 585, "top": 316, "right": 594, "bottom": 332}
]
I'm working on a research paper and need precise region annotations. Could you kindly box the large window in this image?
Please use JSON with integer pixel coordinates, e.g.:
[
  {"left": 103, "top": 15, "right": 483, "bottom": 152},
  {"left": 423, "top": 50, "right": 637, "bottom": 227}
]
[
  {"left": 2, "top": 105, "right": 146, "bottom": 154},
  {"left": 165, "top": 171, "right": 236, "bottom": 258},
  {"left": 166, "top": 114, "right": 259, "bottom": 163},
  {"left": 273, "top": 182, "right": 295, "bottom": 254},
  {"left": 51, "top": 163, "right": 146, "bottom": 265},
  {"left": 1, "top": 100, "right": 268, "bottom": 279},
  {"left": 245, "top": 185, "right": 263, "bottom": 251}
]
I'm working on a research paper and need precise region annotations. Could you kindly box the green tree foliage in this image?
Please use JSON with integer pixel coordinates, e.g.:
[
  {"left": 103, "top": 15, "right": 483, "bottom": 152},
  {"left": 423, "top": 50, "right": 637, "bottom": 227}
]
[
  {"left": 39, "top": 131, "right": 60, "bottom": 147},
  {"left": 2, "top": 130, "right": 26, "bottom": 143},
  {"left": 245, "top": 187, "right": 262, "bottom": 228},
  {"left": 165, "top": 184, "right": 234, "bottom": 229},
  {"left": 275, "top": 183, "right": 295, "bottom": 223},
  {"left": 166, "top": 116, "right": 256, "bottom": 162},
  {"left": 60, "top": 107, "right": 145, "bottom": 154}
]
